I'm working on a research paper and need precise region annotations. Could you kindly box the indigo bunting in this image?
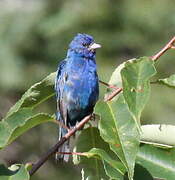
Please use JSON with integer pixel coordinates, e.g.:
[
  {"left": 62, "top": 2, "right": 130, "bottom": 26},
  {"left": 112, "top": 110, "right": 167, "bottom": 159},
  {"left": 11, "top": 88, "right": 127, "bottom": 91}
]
[{"left": 55, "top": 33, "right": 101, "bottom": 161}]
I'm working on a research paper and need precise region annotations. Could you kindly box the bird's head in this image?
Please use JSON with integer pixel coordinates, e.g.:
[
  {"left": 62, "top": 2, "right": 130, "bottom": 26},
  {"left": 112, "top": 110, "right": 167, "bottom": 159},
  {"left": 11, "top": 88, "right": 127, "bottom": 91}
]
[{"left": 68, "top": 33, "right": 101, "bottom": 59}]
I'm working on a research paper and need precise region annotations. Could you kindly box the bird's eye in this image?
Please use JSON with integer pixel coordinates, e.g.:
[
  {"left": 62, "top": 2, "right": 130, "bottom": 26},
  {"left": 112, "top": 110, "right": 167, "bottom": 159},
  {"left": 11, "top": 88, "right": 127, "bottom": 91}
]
[{"left": 82, "top": 43, "right": 88, "bottom": 48}]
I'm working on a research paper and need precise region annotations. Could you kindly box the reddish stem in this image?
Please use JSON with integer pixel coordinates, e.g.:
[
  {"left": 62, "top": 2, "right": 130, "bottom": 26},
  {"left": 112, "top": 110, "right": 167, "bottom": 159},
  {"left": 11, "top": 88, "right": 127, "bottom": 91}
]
[
  {"left": 29, "top": 114, "right": 92, "bottom": 176},
  {"left": 104, "top": 88, "right": 123, "bottom": 102},
  {"left": 151, "top": 36, "right": 175, "bottom": 61},
  {"left": 56, "top": 152, "right": 85, "bottom": 156},
  {"left": 99, "top": 80, "right": 118, "bottom": 89}
]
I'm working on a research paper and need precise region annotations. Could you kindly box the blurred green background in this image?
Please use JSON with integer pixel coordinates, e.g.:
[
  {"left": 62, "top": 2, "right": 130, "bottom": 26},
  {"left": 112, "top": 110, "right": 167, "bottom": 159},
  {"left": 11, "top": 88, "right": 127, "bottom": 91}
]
[{"left": 0, "top": 0, "right": 175, "bottom": 179}]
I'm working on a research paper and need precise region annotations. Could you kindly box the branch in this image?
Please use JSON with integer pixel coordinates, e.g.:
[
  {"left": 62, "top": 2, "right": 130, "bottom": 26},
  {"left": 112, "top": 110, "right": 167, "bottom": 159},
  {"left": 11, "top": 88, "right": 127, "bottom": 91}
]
[
  {"left": 99, "top": 79, "right": 123, "bottom": 101},
  {"left": 29, "top": 80, "right": 120, "bottom": 175},
  {"left": 29, "top": 114, "right": 92, "bottom": 176},
  {"left": 99, "top": 80, "right": 118, "bottom": 89},
  {"left": 151, "top": 36, "right": 175, "bottom": 61},
  {"left": 105, "top": 36, "right": 175, "bottom": 102},
  {"left": 104, "top": 88, "right": 122, "bottom": 102},
  {"left": 99, "top": 79, "right": 122, "bottom": 101}
]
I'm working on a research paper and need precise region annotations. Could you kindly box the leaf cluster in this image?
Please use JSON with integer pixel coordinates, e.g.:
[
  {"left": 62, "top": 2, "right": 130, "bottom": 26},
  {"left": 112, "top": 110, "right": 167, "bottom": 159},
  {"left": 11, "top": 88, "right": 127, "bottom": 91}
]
[{"left": 1, "top": 54, "right": 175, "bottom": 179}]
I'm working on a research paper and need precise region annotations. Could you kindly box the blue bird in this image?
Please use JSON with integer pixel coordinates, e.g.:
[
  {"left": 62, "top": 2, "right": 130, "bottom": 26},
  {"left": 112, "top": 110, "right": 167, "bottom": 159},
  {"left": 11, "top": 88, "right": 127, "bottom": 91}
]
[{"left": 55, "top": 33, "right": 101, "bottom": 161}]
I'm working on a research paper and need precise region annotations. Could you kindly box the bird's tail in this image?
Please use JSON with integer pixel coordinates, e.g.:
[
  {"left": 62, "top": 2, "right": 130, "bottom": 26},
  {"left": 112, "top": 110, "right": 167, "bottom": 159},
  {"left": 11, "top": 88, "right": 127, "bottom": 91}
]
[{"left": 55, "top": 113, "right": 70, "bottom": 162}]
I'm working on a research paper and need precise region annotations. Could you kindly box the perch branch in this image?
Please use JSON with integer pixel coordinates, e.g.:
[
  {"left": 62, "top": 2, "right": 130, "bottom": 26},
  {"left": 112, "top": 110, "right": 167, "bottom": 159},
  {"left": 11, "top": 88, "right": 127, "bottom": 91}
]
[{"left": 29, "top": 114, "right": 92, "bottom": 176}]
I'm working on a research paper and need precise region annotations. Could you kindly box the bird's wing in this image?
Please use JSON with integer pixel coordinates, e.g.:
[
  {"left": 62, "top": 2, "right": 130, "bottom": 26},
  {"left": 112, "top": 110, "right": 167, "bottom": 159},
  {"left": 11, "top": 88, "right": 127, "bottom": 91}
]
[
  {"left": 55, "top": 59, "right": 69, "bottom": 161},
  {"left": 55, "top": 59, "right": 67, "bottom": 99},
  {"left": 55, "top": 59, "right": 67, "bottom": 122}
]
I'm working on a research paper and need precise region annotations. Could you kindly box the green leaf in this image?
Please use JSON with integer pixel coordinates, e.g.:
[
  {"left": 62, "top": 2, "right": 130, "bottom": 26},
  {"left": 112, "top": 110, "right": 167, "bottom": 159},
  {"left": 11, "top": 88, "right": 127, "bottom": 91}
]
[
  {"left": 8, "top": 113, "right": 55, "bottom": 145},
  {"left": 0, "top": 110, "right": 55, "bottom": 149},
  {"left": 84, "top": 148, "right": 126, "bottom": 180},
  {"left": 105, "top": 62, "right": 126, "bottom": 101},
  {"left": 73, "top": 127, "right": 111, "bottom": 180},
  {"left": 157, "top": 74, "right": 175, "bottom": 88},
  {"left": 141, "top": 125, "right": 175, "bottom": 148},
  {"left": 108, "top": 62, "right": 126, "bottom": 89},
  {"left": 95, "top": 98, "right": 140, "bottom": 180},
  {"left": 137, "top": 145, "right": 175, "bottom": 180},
  {"left": 0, "top": 164, "right": 29, "bottom": 180},
  {"left": 0, "top": 108, "right": 33, "bottom": 148},
  {"left": 104, "top": 162, "right": 124, "bottom": 180},
  {"left": 124, "top": 164, "right": 154, "bottom": 180},
  {"left": 0, "top": 72, "right": 56, "bottom": 148},
  {"left": 121, "top": 57, "right": 156, "bottom": 124},
  {"left": 6, "top": 72, "right": 56, "bottom": 118}
]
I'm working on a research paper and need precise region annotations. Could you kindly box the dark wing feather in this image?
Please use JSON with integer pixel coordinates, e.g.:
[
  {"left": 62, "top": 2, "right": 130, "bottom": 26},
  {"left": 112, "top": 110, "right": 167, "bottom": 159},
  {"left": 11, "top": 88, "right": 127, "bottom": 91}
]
[
  {"left": 55, "top": 59, "right": 67, "bottom": 100},
  {"left": 55, "top": 59, "right": 68, "bottom": 127},
  {"left": 55, "top": 59, "right": 69, "bottom": 161}
]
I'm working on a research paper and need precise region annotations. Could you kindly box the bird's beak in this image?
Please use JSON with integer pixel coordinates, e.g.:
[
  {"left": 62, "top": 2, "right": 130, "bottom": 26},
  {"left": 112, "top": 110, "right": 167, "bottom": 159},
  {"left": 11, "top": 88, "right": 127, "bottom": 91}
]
[{"left": 88, "top": 43, "right": 101, "bottom": 51}]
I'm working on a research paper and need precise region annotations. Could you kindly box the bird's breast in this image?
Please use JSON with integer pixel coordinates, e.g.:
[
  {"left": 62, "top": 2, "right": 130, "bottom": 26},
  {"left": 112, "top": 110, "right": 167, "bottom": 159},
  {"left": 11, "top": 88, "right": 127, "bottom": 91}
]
[{"left": 64, "top": 59, "right": 98, "bottom": 109}]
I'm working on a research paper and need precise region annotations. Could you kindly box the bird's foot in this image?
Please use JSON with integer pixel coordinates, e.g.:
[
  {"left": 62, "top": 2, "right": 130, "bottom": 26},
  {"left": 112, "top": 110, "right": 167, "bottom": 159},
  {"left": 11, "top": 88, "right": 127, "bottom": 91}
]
[
  {"left": 90, "top": 113, "right": 96, "bottom": 121},
  {"left": 54, "top": 120, "right": 70, "bottom": 131},
  {"left": 91, "top": 113, "right": 100, "bottom": 121}
]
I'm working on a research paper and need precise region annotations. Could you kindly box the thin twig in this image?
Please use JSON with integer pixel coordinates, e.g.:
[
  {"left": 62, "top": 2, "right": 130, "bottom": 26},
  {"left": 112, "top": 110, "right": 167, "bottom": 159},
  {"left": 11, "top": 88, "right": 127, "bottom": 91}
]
[
  {"left": 104, "top": 88, "right": 123, "bottom": 102},
  {"left": 99, "top": 80, "right": 118, "bottom": 90},
  {"left": 151, "top": 36, "right": 175, "bottom": 61},
  {"left": 99, "top": 79, "right": 123, "bottom": 101},
  {"left": 29, "top": 114, "right": 92, "bottom": 176},
  {"left": 56, "top": 152, "right": 86, "bottom": 156}
]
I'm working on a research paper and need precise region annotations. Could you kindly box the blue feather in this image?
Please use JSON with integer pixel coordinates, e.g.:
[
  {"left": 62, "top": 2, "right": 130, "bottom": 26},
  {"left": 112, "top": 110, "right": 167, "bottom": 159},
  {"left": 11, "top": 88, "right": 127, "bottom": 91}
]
[{"left": 55, "top": 33, "right": 100, "bottom": 161}]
